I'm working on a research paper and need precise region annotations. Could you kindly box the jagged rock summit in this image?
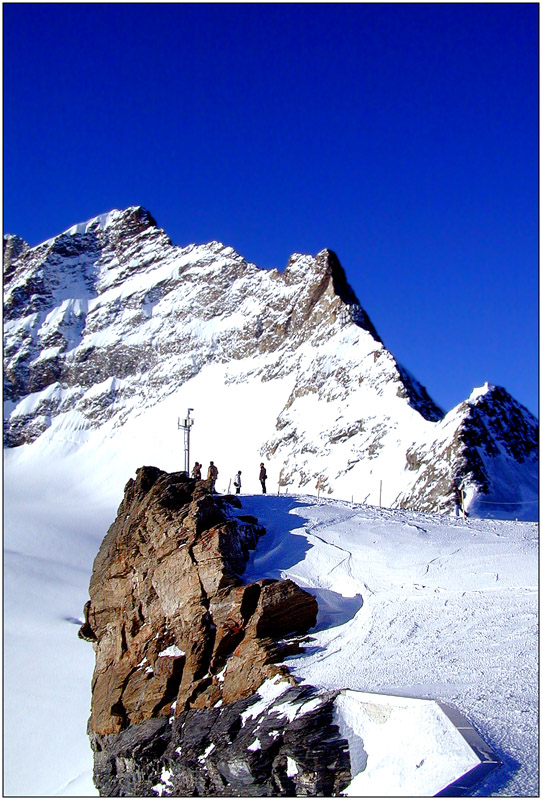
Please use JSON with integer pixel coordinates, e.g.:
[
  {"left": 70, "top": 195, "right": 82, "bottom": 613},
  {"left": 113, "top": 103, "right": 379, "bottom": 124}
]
[
  {"left": 4, "top": 206, "right": 538, "bottom": 517},
  {"left": 80, "top": 467, "right": 350, "bottom": 796}
]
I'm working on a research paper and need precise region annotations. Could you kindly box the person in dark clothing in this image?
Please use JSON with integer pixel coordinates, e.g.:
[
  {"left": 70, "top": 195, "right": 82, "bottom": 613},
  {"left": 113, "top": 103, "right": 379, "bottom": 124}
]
[
  {"left": 259, "top": 463, "right": 267, "bottom": 494},
  {"left": 192, "top": 462, "right": 202, "bottom": 480},
  {"left": 234, "top": 470, "right": 242, "bottom": 494},
  {"left": 208, "top": 461, "right": 218, "bottom": 493}
]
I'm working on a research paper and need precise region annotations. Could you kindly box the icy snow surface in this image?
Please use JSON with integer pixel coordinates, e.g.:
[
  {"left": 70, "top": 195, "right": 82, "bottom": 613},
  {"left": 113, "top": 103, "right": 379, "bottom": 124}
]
[
  {"left": 333, "top": 691, "right": 481, "bottom": 796},
  {"left": 3, "top": 439, "right": 538, "bottom": 796}
]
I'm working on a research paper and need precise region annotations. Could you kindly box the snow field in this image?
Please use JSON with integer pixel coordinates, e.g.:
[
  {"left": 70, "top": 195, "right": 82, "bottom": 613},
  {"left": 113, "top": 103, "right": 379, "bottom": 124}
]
[{"left": 241, "top": 495, "right": 538, "bottom": 796}]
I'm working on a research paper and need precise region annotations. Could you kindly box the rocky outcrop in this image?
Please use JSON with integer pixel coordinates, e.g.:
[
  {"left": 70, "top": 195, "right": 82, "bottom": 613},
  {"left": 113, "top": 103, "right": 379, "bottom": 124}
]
[
  {"left": 80, "top": 467, "right": 350, "bottom": 795},
  {"left": 89, "top": 684, "right": 350, "bottom": 797}
]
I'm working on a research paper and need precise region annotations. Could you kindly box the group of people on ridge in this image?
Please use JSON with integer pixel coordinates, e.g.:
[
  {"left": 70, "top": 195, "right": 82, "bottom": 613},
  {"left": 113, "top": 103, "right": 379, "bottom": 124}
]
[
  {"left": 191, "top": 461, "right": 218, "bottom": 492},
  {"left": 191, "top": 461, "right": 267, "bottom": 495},
  {"left": 233, "top": 463, "right": 267, "bottom": 495}
]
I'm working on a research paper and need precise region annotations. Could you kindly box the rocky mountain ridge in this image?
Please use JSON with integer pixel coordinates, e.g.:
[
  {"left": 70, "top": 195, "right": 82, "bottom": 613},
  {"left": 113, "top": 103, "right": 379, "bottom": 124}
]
[{"left": 3, "top": 206, "right": 538, "bottom": 518}]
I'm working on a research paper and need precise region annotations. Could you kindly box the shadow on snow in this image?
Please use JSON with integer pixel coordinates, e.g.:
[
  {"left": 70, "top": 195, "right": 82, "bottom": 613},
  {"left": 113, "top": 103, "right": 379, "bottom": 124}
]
[{"left": 238, "top": 494, "right": 363, "bottom": 632}]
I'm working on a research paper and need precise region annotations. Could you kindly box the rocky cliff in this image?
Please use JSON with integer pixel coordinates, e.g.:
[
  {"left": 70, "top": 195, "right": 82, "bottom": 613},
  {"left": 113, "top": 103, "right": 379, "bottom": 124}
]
[
  {"left": 80, "top": 467, "right": 350, "bottom": 795},
  {"left": 4, "top": 206, "right": 538, "bottom": 517}
]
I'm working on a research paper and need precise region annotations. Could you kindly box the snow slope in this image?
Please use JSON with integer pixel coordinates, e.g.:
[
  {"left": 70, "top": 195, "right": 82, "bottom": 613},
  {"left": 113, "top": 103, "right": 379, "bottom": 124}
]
[
  {"left": 4, "top": 446, "right": 538, "bottom": 796},
  {"left": 242, "top": 495, "right": 538, "bottom": 796}
]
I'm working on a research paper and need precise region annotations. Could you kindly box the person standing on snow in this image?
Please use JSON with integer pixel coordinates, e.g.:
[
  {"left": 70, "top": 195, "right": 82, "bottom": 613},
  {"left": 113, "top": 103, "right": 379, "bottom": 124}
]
[
  {"left": 233, "top": 470, "right": 242, "bottom": 495},
  {"left": 259, "top": 463, "right": 267, "bottom": 494},
  {"left": 208, "top": 461, "right": 218, "bottom": 493}
]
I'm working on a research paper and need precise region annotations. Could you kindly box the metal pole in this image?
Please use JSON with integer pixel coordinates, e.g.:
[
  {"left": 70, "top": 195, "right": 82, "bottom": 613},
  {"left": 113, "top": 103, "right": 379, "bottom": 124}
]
[{"left": 178, "top": 408, "right": 194, "bottom": 476}]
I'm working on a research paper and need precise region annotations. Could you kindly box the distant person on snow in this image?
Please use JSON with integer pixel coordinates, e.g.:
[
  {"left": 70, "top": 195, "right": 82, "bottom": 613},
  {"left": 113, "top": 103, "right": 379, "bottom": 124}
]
[
  {"left": 259, "top": 463, "right": 267, "bottom": 494},
  {"left": 454, "top": 482, "right": 468, "bottom": 518},
  {"left": 233, "top": 470, "right": 242, "bottom": 495},
  {"left": 192, "top": 462, "right": 202, "bottom": 480},
  {"left": 208, "top": 461, "right": 218, "bottom": 493},
  {"left": 453, "top": 484, "right": 462, "bottom": 517}
]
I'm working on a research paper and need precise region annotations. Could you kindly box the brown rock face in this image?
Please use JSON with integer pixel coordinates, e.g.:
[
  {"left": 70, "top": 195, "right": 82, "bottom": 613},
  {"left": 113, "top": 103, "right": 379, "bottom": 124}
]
[{"left": 81, "top": 467, "right": 317, "bottom": 736}]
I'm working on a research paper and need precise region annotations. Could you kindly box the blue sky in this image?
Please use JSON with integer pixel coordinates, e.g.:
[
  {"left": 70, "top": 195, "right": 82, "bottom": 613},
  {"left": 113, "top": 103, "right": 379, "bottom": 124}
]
[{"left": 4, "top": 3, "right": 539, "bottom": 416}]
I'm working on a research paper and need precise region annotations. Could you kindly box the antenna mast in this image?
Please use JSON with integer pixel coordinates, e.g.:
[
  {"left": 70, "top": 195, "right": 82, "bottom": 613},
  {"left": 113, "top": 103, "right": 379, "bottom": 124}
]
[{"left": 178, "top": 408, "right": 194, "bottom": 475}]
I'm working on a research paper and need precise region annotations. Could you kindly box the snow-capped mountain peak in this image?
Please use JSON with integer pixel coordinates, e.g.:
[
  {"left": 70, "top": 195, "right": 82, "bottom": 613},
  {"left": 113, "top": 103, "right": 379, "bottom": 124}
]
[
  {"left": 468, "top": 381, "right": 494, "bottom": 404},
  {"left": 3, "top": 207, "right": 538, "bottom": 519}
]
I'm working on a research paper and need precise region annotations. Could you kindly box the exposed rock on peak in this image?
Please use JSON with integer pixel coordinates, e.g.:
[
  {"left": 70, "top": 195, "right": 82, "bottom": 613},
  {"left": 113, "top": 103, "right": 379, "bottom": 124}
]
[
  {"left": 55, "top": 205, "right": 159, "bottom": 242},
  {"left": 3, "top": 232, "right": 27, "bottom": 260},
  {"left": 3, "top": 234, "right": 28, "bottom": 283},
  {"left": 314, "top": 248, "right": 362, "bottom": 305}
]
